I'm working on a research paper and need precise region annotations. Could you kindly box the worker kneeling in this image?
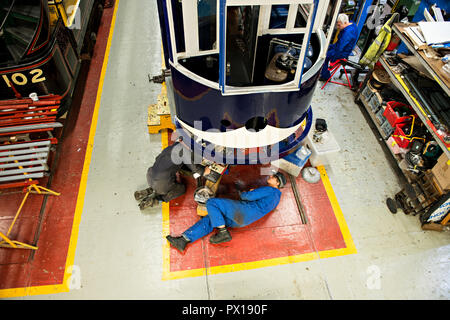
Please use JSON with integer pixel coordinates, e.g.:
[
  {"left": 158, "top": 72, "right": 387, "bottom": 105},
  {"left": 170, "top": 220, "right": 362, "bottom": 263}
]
[
  {"left": 166, "top": 172, "right": 287, "bottom": 253},
  {"left": 134, "top": 140, "right": 210, "bottom": 210}
]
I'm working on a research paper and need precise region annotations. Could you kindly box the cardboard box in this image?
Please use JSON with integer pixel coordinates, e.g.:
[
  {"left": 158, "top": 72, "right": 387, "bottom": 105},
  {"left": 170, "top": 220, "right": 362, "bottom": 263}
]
[
  {"left": 271, "top": 146, "right": 311, "bottom": 177},
  {"left": 431, "top": 154, "right": 450, "bottom": 191}
]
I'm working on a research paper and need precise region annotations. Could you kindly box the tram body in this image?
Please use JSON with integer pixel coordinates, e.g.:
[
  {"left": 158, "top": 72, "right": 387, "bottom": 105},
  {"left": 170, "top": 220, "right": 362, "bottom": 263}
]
[
  {"left": 0, "top": 0, "right": 104, "bottom": 115},
  {"left": 157, "top": 0, "right": 342, "bottom": 164}
]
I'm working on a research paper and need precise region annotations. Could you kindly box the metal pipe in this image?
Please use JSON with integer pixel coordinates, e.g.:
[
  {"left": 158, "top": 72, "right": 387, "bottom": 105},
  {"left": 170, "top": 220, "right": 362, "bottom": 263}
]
[
  {"left": 289, "top": 174, "right": 308, "bottom": 224},
  {"left": 0, "top": 165, "right": 45, "bottom": 177},
  {"left": 0, "top": 153, "right": 48, "bottom": 162},
  {"left": 0, "top": 147, "right": 50, "bottom": 157},
  {"left": 0, "top": 172, "right": 44, "bottom": 182},
  {"left": 0, "top": 159, "right": 46, "bottom": 169},
  {"left": 0, "top": 122, "right": 63, "bottom": 134},
  {"left": 0, "top": 140, "right": 50, "bottom": 151}
]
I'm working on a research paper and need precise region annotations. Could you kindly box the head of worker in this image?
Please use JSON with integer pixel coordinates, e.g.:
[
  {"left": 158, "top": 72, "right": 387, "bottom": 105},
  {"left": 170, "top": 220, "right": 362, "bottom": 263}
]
[
  {"left": 267, "top": 172, "right": 286, "bottom": 189},
  {"left": 336, "top": 13, "right": 351, "bottom": 30}
]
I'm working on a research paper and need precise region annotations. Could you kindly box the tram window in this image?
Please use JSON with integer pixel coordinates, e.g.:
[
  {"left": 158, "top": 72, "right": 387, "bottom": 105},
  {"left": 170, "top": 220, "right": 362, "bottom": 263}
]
[
  {"left": 226, "top": 5, "right": 260, "bottom": 86},
  {"left": 198, "top": 0, "right": 217, "bottom": 51},
  {"left": 0, "top": 0, "right": 41, "bottom": 66},
  {"left": 321, "top": 0, "right": 338, "bottom": 38},
  {"left": 171, "top": 0, "right": 185, "bottom": 53},
  {"left": 294, "top": 4, "right": 311, "bottom": 28},
  {"left": 269, "top": 5, "right": 289, "bottom": 29}
]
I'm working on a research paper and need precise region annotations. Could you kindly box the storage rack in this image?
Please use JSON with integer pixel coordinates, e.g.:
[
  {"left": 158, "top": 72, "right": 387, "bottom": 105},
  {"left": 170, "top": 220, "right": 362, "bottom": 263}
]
[
  {"left": 355, "top": 23, "right": 450, "bottom": 226},
  {"left": 379, "top": 57, "right": 450, "bottom": 159},
  {"left": 392, "top": 23, "right": 450, "bottom": 97}
]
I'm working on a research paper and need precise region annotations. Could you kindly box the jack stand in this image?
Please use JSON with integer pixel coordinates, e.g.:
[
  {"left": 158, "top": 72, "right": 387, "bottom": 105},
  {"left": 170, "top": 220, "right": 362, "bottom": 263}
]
[
  {"left": 0, "top": 184, "right": 60, "bottom": 250},
  {"left": 196, "top": 162, "right": 228, "bottom": 217},
  {"left": 149, "top": 69, "right": 171, "bottom": 84}
]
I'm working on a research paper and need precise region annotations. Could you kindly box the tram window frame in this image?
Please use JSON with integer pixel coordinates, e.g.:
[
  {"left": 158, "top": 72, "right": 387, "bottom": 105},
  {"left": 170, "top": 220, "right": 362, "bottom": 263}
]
[
  {"left": 315, "top": 0, "right": 342, "bottom": 53},
  {"left": 165, "top": 0, "right": 325, "bottom": 96},
  {"left": 167, "top": 0, "right": 220, "bottom": 60},
  {"left": 221, "top": 0, "right": 318, "bottom": 95},
  {"left": 0, "top": 0, "right": 42, "bottom": 66}
]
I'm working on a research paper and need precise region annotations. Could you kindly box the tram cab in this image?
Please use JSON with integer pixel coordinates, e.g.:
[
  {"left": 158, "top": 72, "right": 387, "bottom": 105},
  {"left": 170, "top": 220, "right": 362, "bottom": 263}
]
[{"left": 156, "top": 0, "right": 342, "bottom": 164}]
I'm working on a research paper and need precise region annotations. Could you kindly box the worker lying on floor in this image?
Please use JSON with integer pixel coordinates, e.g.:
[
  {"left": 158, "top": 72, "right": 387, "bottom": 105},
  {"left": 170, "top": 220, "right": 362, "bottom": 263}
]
[
  {"left": 134, "top": 140, "right": 211, "bottom": 210},
  {"left": 166, "top": 172, "right": 287, "bottom": 253}
]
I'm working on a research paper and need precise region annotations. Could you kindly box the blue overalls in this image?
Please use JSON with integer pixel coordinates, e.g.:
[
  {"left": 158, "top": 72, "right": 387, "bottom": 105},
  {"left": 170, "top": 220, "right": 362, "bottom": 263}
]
[
  {"left": 321, "top": 23, "right": 358, "bottom": 79},
  {"left": 183, "top": 186, "right": 282, "bottom": 243}
]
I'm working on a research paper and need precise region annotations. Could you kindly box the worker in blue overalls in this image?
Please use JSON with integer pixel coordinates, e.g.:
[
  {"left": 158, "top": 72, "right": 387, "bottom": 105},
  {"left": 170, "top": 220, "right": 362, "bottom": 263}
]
[
  {"left": 166, "top": 172, "right": 287, "bottom": 253},
  {"left": 320, "top": 13, "right": 358, "bottom": 81}
]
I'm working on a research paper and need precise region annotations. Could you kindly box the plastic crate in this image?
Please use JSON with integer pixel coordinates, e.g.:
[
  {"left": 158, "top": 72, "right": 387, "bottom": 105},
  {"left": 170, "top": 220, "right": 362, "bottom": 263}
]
[
  {"left": 380, "top": 120, "right": 394, "bottom": 137},
  {"left": 369, "top": 92, "right": 383, "bottom": 113},
  {"left": 375, "top": 107, "right": 386, "bottom": 125},
  {"left": 392, "top": 122, "right": 413, "bottom": 149},
  {"left": 361, "top": 81, "right": 377, "bottom": 101},
  {"left": 383, "top": 101, "right": 414, "bottom": 126}
]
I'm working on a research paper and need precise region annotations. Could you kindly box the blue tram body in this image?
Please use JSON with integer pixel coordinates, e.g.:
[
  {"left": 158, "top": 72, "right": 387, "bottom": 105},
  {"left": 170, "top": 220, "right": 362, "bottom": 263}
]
[{"left": 156, "top": 0, "right": 342, "bottom": 164}]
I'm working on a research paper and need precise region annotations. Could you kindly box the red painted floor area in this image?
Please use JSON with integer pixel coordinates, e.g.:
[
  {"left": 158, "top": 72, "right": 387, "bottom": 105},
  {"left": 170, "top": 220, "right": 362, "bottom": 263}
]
[
  {"left": 168, "top": 160, "right": 347, "bottom": 273},
  {"left": 0, "top": 6, "right": 115, "bottom": 291}
]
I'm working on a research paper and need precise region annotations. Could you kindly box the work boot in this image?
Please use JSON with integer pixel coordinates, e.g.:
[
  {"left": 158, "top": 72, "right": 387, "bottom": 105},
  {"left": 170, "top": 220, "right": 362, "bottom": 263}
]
[
  {"left": 134, "top": 188, "right": 153, "bottom": 201},
  {"left": 209, "top": 228, "right": 232, "bottom": 244},
  {"left": 138, "top": 195, "right": 157, "bottom": 210},
  {"left": 166, "top": 235, "right": 190, "bottom": 253}
]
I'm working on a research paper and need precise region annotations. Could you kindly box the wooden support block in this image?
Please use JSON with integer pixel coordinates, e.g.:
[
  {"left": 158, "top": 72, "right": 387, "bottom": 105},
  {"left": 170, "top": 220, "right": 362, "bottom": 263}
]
[
  {"left": 421, "top": 222, "right": 444, "bottom": 232},
  {"left": 156, "top": 94, "right": 170, "bottom": 115},
  {"left": 148, "top": 104, "right": 160, "bottom": 126},
  {"left": 148, "top": 104, "right": 176, "bottom": 134}
]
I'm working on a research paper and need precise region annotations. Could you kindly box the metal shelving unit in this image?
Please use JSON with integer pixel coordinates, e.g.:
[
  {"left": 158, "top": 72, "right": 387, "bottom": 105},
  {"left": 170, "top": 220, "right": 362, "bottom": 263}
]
[
  {"left": 379, "top": 57, "right": 450, "bottom": 159},
  {"left": 356, "top": 91, "right": 415, "bottom": 183},
  {"left": 392, "top": 23, "right": 450, "bottom": 97}
]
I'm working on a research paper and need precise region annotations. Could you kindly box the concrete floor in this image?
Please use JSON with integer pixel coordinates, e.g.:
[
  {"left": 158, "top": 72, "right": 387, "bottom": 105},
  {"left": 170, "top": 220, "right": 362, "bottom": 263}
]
[{"left": 22, "top": 0, "right": 450, "bottom": 300}]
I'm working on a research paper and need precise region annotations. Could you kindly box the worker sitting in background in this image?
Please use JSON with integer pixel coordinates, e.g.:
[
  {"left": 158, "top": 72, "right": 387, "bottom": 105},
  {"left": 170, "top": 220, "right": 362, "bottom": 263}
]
[
  {"left": 134, "top": 140, "right": 211, "bottom": 210},
  {"left": 166, "top": 172, "right": 287, "bottom": 253},
  {"left": 319, "top": 13, "right": 358, "bottom": 81}
]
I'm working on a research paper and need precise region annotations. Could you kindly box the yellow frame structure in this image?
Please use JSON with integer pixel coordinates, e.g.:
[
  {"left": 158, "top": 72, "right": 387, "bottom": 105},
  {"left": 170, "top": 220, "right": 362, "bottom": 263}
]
[{"left": 0, "top": 184, "right": 60, "bottom": 250}]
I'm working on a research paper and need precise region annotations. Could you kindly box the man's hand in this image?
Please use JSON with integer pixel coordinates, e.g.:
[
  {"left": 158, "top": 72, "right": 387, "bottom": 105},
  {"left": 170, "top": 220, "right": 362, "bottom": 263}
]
[{"left": 203, "top": 167, "right": 211, "bottom": 176}]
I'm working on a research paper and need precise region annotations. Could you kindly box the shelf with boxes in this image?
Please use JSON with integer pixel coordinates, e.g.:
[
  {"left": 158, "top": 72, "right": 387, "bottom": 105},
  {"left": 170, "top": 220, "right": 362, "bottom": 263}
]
[
  {"left": 356, "top": 70, "right": 431, "bottom": 183},
  {"left": 355, "top": 48, "right": 450, "bottom": 228},
  {"left": 379, "top": 56, "right": 450, "bottom": 159}
]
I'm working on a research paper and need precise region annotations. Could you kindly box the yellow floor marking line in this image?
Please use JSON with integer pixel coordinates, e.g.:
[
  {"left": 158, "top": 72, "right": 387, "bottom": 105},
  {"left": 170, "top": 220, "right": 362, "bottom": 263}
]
[
  {"left": 0, "top": 0, "right": 120, "bottom": 298},
  {"left": 317, "top": 165, "right": 357, "bottom": 259}
]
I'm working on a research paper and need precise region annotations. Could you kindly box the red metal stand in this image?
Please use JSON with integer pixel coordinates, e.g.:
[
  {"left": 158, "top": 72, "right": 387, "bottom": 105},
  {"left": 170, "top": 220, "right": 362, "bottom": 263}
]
[
  {"left": 321, "top": 59, "right": 352, "bottom": 90},
  {"left": 0, "top": 95, "right": 62, "bottom": 190}
]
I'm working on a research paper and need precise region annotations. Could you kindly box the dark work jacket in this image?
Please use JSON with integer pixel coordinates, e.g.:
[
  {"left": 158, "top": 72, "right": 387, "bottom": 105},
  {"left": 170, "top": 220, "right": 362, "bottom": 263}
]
[
  {"left": 148, "top": 142, "right": 205, "bottom": 188},
  {"left": 327, "top": 23, "right": 358, "bottom": 61}
]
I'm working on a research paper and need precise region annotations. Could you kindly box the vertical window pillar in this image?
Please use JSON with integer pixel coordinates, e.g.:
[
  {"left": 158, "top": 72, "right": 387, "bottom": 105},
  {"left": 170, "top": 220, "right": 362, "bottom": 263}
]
[
  {"left": 294, "top": 0, "right": 318, "bottom": 87},
  {"left": 182, "top": 0, "right": 200, "bottom": 56}
]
